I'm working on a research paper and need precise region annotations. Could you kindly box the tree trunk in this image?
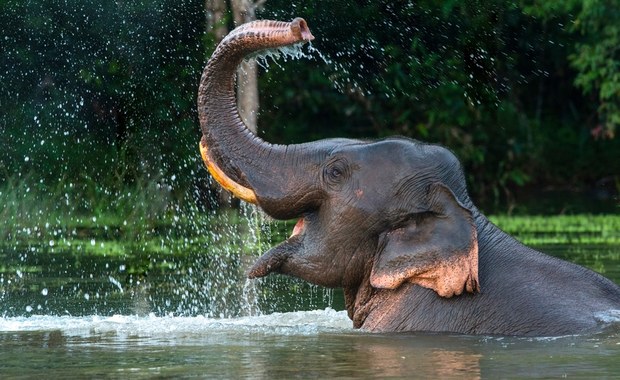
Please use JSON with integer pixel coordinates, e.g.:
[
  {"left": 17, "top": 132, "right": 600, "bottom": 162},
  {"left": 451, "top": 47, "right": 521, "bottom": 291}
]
[
  {"left": 205, "top": 0, "right": 228, "bottom": 43},
  {"left": 231, "top": 0, "right": 266, "bottom": 134}
]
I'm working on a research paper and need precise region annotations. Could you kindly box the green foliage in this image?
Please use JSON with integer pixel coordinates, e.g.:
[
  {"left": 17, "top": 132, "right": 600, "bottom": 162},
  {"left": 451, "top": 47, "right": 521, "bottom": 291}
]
[
  {"left": 522, "top": 0, "right": 620, "bottom": 137},
  {"left": 571, "top": 1, "right": 620, "bottom": 138},
  {"left": 490, "top": 214, "right": 620, "bottom": 244},
  {"left": 0, "top": 173, "right": 172, "bottom": 244},
  {"left": 0, "top": 0, "right": 618, "bottom": 212},
  {"left": 0, "top": 0, "right": 206, "bottom": 194},
  {"left": 259, "top": 0, "right": 620, "bottom": 205}
]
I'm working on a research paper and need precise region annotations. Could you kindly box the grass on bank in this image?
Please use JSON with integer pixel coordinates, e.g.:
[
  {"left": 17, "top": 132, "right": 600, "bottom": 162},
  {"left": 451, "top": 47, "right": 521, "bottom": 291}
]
[
  {"left": 488, "top": 214, "right": 620, "bottom": 245},
  {"left": 1, "top": 177, "right": 620, "bottom": 254}
]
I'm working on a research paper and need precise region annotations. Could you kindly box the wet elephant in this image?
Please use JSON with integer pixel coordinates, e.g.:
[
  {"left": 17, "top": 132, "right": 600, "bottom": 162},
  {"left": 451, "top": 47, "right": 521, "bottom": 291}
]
[{"left": 197, "top": 18, "right": 620, "bottom": 336}]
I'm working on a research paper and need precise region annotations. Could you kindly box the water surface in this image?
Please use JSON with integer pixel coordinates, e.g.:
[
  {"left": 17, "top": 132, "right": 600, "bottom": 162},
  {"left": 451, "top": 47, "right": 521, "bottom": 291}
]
[
  {"left": 0, "top": 309, "right": 620, "bottom": 378},
  {"left": 1, "top": 234, "right": 620, "bottom": 378},
  {"left": 1, "top": 311, "right": 619, "bottom": 379}
]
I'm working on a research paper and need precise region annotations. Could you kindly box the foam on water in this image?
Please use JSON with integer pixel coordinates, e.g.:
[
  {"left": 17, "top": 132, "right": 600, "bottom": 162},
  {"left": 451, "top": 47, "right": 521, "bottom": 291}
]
[
  {"left": 595, "top": 309, "right": 620, "bottom": 324},
  {"left": 0, "top": 308, "right": 353, "bottom": 338}
]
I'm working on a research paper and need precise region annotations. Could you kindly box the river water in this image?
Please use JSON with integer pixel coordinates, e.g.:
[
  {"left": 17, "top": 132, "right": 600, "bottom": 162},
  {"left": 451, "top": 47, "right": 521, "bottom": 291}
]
[
  {"left": 1, "top": 311, "right": 619, "bottom": 378},
  {"left": 1, "top": 240, "right": 620, "bottom": 378}
]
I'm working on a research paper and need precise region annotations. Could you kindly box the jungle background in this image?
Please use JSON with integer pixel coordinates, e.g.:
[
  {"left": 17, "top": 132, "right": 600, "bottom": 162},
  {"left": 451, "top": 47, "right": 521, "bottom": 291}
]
[{"left": 1, "top": 0, "right": 619, "bottom": 228}]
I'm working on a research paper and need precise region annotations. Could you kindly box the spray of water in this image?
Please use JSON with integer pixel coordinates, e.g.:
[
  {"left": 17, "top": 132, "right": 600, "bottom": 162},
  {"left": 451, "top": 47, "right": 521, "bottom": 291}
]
[
  {"left": 0, "top": 1, "right": 347, "bottom": 320},
  {"left": 249, "top": 41, "right": 330, "bottom": 72}
]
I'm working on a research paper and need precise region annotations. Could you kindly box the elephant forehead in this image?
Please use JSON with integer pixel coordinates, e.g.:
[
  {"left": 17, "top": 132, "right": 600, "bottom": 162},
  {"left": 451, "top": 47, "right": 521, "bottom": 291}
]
[{"left": 341, "top": 139, "right": 438, "bottom": 172}]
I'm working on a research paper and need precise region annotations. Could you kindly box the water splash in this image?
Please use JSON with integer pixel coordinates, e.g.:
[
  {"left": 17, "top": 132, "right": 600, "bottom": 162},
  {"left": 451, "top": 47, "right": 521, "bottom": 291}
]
[
  {"left": 0, "top": 308, "right": 353, "bottom": 337},
  {"left": 306, "top": 42, "right": 333, "bottom": 65},
  {"left": 0, "top": 179, "right": 339, "bottom": 319},
  {"left": 250, "top": 43, "right": 308, "bottom": 70},
  {"left": 0, "top": 1, "right": 348, "bottom": 321},
  {"left": 596, "top": 310, "right": 620, "bottom": 324},
  {"left": 249, "top": 41, "right": 330, "bottom": 71}
]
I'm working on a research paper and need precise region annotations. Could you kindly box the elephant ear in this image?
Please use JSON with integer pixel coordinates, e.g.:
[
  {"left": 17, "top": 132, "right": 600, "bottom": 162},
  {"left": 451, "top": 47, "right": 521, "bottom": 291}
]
[{"left": 370, "top": 184, "right": 479, "bottom": 298}]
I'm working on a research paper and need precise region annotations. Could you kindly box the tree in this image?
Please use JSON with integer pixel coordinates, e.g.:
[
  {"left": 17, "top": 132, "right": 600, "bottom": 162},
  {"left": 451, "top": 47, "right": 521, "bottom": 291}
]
[
  {"left": 522, "top": 0, "right": 620, "bottom": 138},
  {"left": 205, "top": 0, "right": 265, "bottom": 133},
  {"left": 231, "top": 0, "right": 266, "bottom": 133}
]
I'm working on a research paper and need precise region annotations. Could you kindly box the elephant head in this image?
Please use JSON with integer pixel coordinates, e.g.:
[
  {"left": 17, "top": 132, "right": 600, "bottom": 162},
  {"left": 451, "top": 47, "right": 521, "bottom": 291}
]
[{"left": 198, "top": 18, "right": 479, "bottom": 303}]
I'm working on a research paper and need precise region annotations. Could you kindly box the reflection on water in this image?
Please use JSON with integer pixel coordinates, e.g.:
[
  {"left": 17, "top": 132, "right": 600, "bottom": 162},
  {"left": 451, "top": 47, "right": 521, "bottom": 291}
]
[{"left": 0, "top": 311, "right": 619, "bottom": 378}]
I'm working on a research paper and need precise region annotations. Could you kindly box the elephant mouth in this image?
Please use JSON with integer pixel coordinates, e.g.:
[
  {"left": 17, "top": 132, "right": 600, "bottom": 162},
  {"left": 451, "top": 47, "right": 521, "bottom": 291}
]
[
  {"left": 247, "top": 217, "right": 307, "bottom": 279},
  {"left": 290, "top": 218, "right": 306, "bottom": 237}
]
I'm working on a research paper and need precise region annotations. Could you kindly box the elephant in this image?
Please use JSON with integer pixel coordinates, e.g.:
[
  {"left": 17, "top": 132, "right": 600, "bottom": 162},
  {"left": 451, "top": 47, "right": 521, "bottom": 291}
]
[{"left": 197, "top": 18, "right": 620, "bottom": 336}]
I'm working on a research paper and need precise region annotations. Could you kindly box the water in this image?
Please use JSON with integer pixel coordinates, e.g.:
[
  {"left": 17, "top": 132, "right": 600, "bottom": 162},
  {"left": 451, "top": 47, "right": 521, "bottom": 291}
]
[
  {"left": 1, "top": 234, "right": 619, "bottom": 377},
  {"left": 1, "top": 312, "right": 619, "bottom": 378}
]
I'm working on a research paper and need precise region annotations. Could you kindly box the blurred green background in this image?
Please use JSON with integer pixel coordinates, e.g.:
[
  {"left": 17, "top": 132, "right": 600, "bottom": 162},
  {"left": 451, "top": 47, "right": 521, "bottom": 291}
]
[{"left": 1, "top": 0, "right": 619, "bottom": 226}]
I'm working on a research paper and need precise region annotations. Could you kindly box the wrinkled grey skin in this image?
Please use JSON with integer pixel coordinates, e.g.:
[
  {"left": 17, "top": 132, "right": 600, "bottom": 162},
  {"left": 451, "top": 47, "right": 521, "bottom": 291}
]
[{"left": 199, "top": 18, "right": 620, "bottom": 336}]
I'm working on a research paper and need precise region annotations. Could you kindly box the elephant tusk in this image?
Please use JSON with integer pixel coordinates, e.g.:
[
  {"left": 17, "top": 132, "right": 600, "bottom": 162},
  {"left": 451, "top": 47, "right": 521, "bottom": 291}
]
[{"left": 199, "top": 139, "right": 258, "bottom": 204}]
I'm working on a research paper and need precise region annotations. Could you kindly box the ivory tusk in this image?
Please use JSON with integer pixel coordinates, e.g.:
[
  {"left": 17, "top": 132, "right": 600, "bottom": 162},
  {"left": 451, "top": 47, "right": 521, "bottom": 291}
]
[{"left": 199, "top": 140, "right": 258, "bottom": 204}]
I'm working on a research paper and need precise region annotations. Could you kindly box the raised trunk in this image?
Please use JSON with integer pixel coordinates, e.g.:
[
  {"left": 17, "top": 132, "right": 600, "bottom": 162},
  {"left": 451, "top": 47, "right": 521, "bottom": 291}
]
[{"left": 197, "top": 18, "right": 316, "bottom": 218}]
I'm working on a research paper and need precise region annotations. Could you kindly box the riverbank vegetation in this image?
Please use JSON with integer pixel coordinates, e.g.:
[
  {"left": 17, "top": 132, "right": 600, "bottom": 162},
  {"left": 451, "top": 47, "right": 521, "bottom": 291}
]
[{"left": 2, "top": 181, "right": 620, "bottom": 253}]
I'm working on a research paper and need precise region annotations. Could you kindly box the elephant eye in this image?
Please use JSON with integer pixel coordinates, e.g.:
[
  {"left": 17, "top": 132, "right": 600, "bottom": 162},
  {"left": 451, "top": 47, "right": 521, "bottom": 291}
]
[
  {"left": 323, "top": 157, "right": 350, "bottom": 188},
  {"left": 329, "top": 167, "right": 342, "bottom": 178}
]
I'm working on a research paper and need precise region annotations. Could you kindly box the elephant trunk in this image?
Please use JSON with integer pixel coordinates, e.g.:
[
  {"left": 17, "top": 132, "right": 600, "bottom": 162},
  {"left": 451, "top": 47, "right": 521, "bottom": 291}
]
[{"left": 198, "top": 18, "right": 319, "bottom": 218}]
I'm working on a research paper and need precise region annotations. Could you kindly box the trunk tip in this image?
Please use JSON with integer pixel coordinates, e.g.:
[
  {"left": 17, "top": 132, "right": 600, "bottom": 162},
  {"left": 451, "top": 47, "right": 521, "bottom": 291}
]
[{"left": 291, "top": 18, "right": 314, "bottom": 42}]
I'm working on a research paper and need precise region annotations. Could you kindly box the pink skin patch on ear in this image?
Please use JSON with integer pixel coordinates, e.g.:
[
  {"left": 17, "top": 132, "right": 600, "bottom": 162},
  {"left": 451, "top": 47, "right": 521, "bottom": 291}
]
[
  {"left": 291, "top": 218, "right": 305, "bottom": 237},
  {"left": 409, "top": 241, "right": 479, "bottom": 298},
  {"left": 370, "top": 232, "right": 480, "bottom": 298}
]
